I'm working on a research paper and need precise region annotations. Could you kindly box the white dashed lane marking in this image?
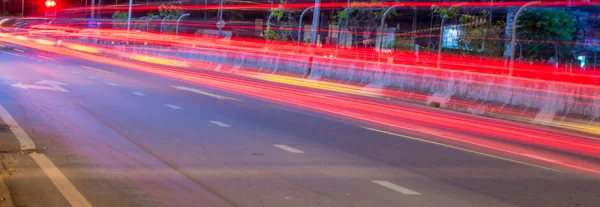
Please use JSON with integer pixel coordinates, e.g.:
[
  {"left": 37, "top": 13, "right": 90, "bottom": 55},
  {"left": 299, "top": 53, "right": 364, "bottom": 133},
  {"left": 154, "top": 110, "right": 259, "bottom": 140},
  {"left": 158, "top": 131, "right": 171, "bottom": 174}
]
[
  {"left": 106, "top": 82, "right": 118, "bottom": 86},
  {"left": 372, "top": 180, "right": 421, "bottom": 195},
  {"left": 87, "top": 76, "right": 96, "bottom": 79},
  {"left": 273, "top": 144, "right": 305, "bottom": 154},
  {"left": 132, "top": 92, "right": 146, "bottom": 96},
  {"left": 165, "top": 104, "right": 181, "bottom": 109},
  {"left": 209, "top": 121, "right": 230, "bottom": 127}
]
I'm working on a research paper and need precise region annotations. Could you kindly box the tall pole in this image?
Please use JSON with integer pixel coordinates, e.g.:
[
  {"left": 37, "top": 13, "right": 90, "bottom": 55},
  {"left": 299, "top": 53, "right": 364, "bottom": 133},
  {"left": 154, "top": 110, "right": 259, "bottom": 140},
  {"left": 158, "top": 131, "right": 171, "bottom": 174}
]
[
  {"left": 489, "top": 0, "right": 493, "bottom": 25},
  {"left": 435, "top": 3, "right": 467, "bottom": 69},
  {"left": 378, "top": 4, "right": 403, "bottom": 52},
  {"left": 298, "top": 6, "right": 314, "bottom": 44},
  {"left": 160, "top": 15, "right": 172, "bottom": 33},
  {"left": 310, "top": 0, "right": 320, "bottom": 45},
  {"left": 147, "top": 15, "right": 158, "bottom": 32},
  {"left": 509, "top": 1, "right": 541, "bottom": 76},
  {"left": 412, "top": 7, "right": 417, "bottom": 45},
  {"left": 436, "top": 17, "right": 445, "bottom": 69},
  {"left": 126, "top": 0, "right": 132, "bottom": 31},
  {"left": 175, "top": 13, "right": 190, "bottom": 37},
  {"left": 125, "top": 0, "right": 132, "bottom": 45},
  {"left": 218, "top": 0, "right": 223, "bottom": 35},
  {"left": 91, "top": 0, "right": 94, "bottom": 19},
  {"left": 97, "top": 0, "right": 102, "bottom": 19},
  {"left": 21, "top": 0, "right": 24, "bottom": 17},
  {"left": 335, "top": 8, "right": 345, "bottom": 46}
]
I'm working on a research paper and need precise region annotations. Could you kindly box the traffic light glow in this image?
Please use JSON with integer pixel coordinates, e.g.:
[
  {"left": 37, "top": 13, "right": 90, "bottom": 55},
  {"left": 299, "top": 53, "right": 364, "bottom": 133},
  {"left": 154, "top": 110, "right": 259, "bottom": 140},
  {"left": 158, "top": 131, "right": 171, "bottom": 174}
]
[{"left": 45, "top": 0, "right": 56, "bottom": 7}]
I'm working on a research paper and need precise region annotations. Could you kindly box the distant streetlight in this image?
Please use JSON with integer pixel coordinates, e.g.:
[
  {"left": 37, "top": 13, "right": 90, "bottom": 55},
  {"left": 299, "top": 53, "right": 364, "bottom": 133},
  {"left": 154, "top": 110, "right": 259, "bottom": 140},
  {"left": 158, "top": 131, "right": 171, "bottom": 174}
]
[
  {"left": 297, "top": 6, "right": 315, "bottom": 44},
  {"left": 436, "top": 3, "right": 467, "bottom": 69},
  {"left": 508, "top": 1, "right": 541, "bottom": 76},
  {"left": 377, "top": 4, "right": 404, "bottom": 52},
  {"left": 176, "top": 13, "right": 190, "bottom": 37},
  {"left": 147, "top": 15, "right": 159, "bottom": 32}
]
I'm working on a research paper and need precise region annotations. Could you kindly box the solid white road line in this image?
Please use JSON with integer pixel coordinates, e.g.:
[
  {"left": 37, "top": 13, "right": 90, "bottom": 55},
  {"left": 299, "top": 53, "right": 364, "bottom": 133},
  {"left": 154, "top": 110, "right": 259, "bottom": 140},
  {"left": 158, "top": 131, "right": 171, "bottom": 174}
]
[
  {"left": 30, "top": 154, "right": 93, "bottom": 207},
  {"left": 209, "top": 121, "right": 230, "bottom": 128},
  {"left": 273, "top": 144, "right": 305, "bottom": 154},
  {"left": 165, "top": 104, "right": 181, "bottom": 109},
  {"left": 87, "top": 76, "right": 96, "bottom": 79},
  {"left": 371, "top": 180, "right": 421, "bottom": 195},
  {"left": 0, "top": 104, "right": 92, "bottom": 207},
  {"left": 521, "top": 154, "right": 558, "bottom": 163},
  {"left": 132, "top": 92, "right": 146, "bottom": 96},
  {"left": 106, "top": 82, "right": 118, "bottom": 86},
  {"left": 0, "top": 104, "right": 35, "bottom": 150}
]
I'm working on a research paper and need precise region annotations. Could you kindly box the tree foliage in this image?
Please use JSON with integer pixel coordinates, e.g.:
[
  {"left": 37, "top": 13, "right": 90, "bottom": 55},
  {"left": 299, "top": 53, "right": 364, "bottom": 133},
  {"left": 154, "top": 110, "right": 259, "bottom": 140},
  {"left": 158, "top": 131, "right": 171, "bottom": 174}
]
[
  {"left": 158, "top": 2, "right": 185, "bottom": 18},
  {"left": 112, "top": 11, "right": 129, "bottom": 29},
  {"left": 431, "top": 6, "right": 506, "bottom": 57},
  {"left": 334, "top": 0, "right": 399, "bottom": 47},
  {"left": 264, "top": 3, "right": 297, "bottom": 41},
  {"left": 223, "top": 10, "right": 244, "bottom": 22},
  {"left": 112, "top": 11, "right": 128, "bottom": 20},
  {"left": 458, "top": 20, "right": 506, "bottom": 57},
  {"left": 431, "top": 6, "right": 459, "bottom": 20},
  {"left": 517, "top": 9, "right": 575, "bottom": 61},
  {"left": 386, "top": 38, "right": 413, "bottom": 51}
]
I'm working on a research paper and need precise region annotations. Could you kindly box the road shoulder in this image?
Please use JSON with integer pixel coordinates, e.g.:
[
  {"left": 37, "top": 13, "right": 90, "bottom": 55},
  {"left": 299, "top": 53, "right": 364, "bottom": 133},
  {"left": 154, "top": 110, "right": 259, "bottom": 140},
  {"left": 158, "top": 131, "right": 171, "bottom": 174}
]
[{"left": 0, "top": 105, "right": 70, "bottom": 207}]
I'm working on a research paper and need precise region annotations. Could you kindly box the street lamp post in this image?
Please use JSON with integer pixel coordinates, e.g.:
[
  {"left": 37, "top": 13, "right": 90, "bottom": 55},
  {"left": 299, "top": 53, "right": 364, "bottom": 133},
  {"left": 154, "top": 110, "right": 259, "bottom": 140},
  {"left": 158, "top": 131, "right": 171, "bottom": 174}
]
[
  {"left": 310, "top": 0, "right": 321, "bottom": 45},
  {"left": 125, "top": 0, "right": 133, "bottom": 45},
  {"left": 147, "top": 15, "right": 159, "bottom": 32},
  {"left": 509, "top": 1, "right": 541, "bottom": 76},
  {"left": 91, "top": 0, "right": 95, "bottom": 19},
  {"left": 160, "top": 15, "right": 173, "bottom": 33},
  {"left": 297, "top": 6, "right": 314, "bottom": 44},
  {"left": 335, "top": 8, "right": 348, "bottom": 46},
  {"left": 175, "top": 13, "right": 190, "bottom": 37},
  {"left": 377, "top": 4, "right": 403, "bottom": 52},
  {"left": 136, "top": 17, "right": 147, "bottom": 30},
  {"left": 435, "top": 3, "right": 468, "bottom": 69},
  {"left": 218, "top": 0, "right": 224, "bottom": 36},
  {"left": 436, "top": 16, "right": 445, "bottom": 69},
  {"left": 126, "top": 0, "right": 133, "bottom": 31}
]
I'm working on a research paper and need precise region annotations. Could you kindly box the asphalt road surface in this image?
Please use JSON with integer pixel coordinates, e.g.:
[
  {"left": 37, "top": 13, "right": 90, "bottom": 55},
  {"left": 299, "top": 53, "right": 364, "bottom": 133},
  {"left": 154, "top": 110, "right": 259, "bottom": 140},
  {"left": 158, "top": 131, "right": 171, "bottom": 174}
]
[{"left": 0, "top": 42, "right": 599, "bottom": 207}]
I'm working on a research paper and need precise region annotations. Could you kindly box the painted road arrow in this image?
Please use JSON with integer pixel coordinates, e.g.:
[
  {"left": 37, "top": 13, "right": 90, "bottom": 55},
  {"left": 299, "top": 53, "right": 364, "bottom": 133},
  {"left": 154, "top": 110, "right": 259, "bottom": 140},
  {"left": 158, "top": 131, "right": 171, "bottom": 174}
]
[{"left": 11, "top": 80, "right": 69, "bottom": 92}]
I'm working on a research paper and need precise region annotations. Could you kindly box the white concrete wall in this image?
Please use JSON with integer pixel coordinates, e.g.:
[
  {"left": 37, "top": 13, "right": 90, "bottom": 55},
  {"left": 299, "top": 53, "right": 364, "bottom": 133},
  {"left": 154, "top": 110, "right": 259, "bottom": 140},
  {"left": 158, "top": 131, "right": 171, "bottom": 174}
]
[{"left": 110, "top": 44, "right": 600, "bottom": 122}]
